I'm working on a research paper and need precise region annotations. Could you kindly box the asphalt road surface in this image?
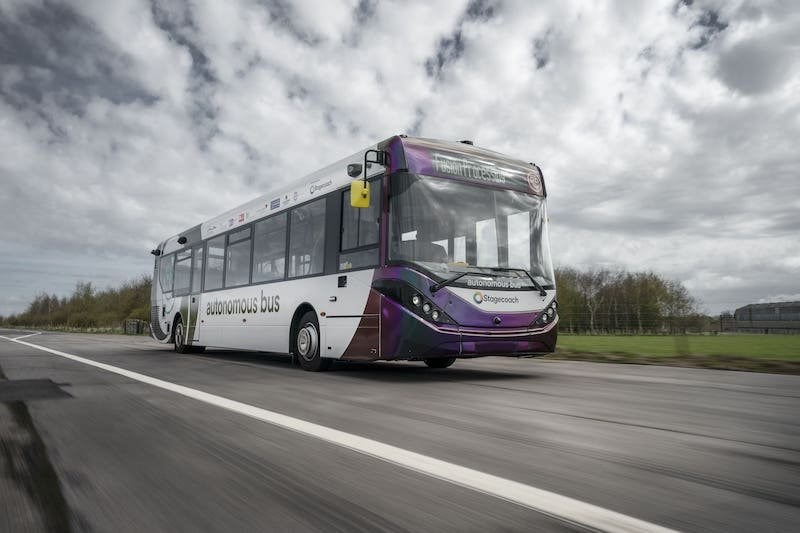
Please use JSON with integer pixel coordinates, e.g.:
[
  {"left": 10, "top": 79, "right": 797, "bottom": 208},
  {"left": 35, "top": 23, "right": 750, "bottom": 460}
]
[{"left": 1, "top": 328, "right": 798, "bottom": 532}]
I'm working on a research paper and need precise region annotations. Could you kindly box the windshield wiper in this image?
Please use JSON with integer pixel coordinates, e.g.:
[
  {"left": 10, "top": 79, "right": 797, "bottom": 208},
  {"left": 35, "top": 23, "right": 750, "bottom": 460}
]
[
  {"left": 430, "top": 271, "right": 470, "bottom": 293},
  {"left": 430, "top": 268, "right": 548, "bottom": 296},
  {"left": 486, "top": 267, "right": 548, "bottom": 296}
]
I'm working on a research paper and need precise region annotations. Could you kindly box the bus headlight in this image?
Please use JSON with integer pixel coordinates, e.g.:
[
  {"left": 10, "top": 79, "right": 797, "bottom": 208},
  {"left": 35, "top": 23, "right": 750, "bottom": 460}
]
[
  {"left": 371, "top": 279, "right": 456, "bottom": 326},
  {"left": 532, "top": 300, "right": 558, "bottom": 328}
]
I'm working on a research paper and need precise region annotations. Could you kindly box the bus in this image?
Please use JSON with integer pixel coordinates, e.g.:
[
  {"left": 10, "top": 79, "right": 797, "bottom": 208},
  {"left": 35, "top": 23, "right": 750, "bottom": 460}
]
[{"left": 150, "top": 135, "right": 557, "bottom": 371}]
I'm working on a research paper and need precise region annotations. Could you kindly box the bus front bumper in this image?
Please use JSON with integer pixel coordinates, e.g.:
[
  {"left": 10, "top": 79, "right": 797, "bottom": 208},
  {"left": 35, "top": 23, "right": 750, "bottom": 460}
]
[{"left": 378, "top": 299, "right": 557, "bottom": 361}]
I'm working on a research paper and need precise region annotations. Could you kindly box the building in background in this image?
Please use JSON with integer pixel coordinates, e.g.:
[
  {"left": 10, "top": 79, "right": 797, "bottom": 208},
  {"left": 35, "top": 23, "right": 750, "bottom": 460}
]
[{"left": 721, "top": 302, "right": 800, "bottom": 334}]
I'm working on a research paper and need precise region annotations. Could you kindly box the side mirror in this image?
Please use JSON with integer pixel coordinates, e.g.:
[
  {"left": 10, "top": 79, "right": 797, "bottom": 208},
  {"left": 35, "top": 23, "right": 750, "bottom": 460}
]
[
  {"left": 350, "top": 180, "right": 370, "bottom": 208},
  {"left": 347, "top": 163, "right": 363, "bottom": 178}
]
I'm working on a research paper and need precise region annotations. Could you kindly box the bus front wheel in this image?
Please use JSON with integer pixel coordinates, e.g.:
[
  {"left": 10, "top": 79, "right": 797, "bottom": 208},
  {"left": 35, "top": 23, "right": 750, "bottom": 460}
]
[
  {"left": 423, "top": 357, "right": 456, "bottom": 369},
  {"left": 173, "top": 317, "right": 191, "bottom": 354},
  {"left": 294, "top": 311, "right": 331, "bottom": 372}
]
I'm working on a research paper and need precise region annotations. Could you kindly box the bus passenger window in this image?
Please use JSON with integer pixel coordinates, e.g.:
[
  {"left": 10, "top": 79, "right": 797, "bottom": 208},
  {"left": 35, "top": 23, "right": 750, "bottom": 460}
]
[
  {"left": 225, "top": 227, "right": 252, "bottom": 288},
  {"left": 173, "top": 249, "right": 192, "bottom": 295},
  {"left": 160, "top": 254, "right": 175, "bottom": 293},
  {"left": 289, "top": 198, "right": 326, "bottom": 278},
  {"left": 191, "top": 247, "right": 204, "bottom": 293},
  {"left": 253, "top": 213, "right": 287, "bottom": 282},
  {"left": 339, "top": 182, "right": 379, "bottom": 270},
  {"left": 204, "top": 236, "right": 225, "bottom": 291}
]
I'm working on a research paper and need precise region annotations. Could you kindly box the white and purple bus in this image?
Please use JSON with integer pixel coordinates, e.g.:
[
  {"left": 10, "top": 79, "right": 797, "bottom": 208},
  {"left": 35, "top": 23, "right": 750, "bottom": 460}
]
[{"left": 150, "top": 136, "right": 557, "bottom": 371}]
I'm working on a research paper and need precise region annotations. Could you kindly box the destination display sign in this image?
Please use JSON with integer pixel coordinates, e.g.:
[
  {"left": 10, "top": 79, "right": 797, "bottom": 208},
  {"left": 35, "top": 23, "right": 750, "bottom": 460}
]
[{"left": 403, "top": 140, "right": 545, "bottom": 196}]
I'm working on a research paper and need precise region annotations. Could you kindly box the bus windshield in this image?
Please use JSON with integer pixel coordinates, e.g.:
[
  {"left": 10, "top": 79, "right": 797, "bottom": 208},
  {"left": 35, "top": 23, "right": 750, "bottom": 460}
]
[{"left": 389, "top": 173, "right": 555, "bottom": 290}]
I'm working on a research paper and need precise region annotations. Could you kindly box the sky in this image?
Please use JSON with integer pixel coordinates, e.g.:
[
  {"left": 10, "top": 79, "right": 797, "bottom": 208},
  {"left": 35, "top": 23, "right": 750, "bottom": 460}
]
[{"left": 0, "top": 0, "right": 798, "bottom": 317}]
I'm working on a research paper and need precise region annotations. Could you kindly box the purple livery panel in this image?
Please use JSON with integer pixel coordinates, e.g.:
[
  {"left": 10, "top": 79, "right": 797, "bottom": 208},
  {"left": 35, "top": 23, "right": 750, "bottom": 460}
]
[{"left": 340, "top": 268, "right": 557, "bottom": 362}]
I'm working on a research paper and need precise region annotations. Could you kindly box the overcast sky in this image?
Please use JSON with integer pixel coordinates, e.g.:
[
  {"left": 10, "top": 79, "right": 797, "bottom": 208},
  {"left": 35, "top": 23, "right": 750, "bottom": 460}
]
[{"left": 1, "top": 0, "right": 798, "bottom": 316}]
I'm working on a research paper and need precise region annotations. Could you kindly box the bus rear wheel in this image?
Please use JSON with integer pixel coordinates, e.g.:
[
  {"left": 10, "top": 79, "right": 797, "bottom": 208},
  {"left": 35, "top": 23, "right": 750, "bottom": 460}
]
[
  {"left": 294, "top": 311, "right": 331, "bottom": 372},
  {"left": 423, "top": 357, "right": 456, "bottom": 369},
  {"left": 173, "top": 317, "right": 191, "bottom": 354}
]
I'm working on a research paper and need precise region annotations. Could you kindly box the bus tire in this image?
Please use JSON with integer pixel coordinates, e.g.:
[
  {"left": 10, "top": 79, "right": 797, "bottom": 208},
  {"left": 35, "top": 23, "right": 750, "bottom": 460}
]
[
  {"left": 173, "top": 316, "right": 191, "bottom": 354},
  {"left": 294, "top": 311, "right": 330, "bottom": 372},
  {"left": 423, "top": 357, "right": 456, "bottom": 369}
]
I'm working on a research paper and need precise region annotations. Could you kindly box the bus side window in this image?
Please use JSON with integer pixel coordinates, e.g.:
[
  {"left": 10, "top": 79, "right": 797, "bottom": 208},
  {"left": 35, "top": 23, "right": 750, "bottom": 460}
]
[
  {"left": 173, "top": 249, "right": 192, "bottom": 295},
  {"left": 253, "top": 213, "right": 287, "bottom": 282},
  {"left": 289, "top": 198, "right": 326, "bottom": 278},
  {"left": 191, "top": 246, "right": 204, "bottom": 293},
  {"left": 204, "top": 235, "right": 225, "bottom": 291},
  {"left": 225, "top": 227, "right": 252, "bottom": 288},
  {"left": 160, "top": 254, "right": 175, "bottom": 293},
  {"left": 339, "top": 183, "right": 379, "bottom": 270}
]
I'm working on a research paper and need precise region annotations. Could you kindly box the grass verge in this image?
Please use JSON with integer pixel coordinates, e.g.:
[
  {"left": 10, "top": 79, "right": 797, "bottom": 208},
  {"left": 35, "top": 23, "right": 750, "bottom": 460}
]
[{"left": 548, "top": 334, "right": 800, "bottom": 374}]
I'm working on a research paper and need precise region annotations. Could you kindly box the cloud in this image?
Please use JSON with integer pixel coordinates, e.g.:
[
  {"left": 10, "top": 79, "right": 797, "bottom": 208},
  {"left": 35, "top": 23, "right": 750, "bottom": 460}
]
[{"left": 0, "top": 0, "right": 798, "bottom": 317}]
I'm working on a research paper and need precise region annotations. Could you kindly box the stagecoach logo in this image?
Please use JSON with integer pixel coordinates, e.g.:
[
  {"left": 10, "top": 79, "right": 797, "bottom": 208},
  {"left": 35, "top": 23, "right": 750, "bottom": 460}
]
[
  {"left": 206, "top": 290, "right": 280, "bottom": 316},
  {"left": 473, "top": 291, "right": 520, "bottom": 305},
  {"left": 309, "top": 179, "right": 333, "bottom": 195},
  {"left": 526, "top": 169, "right": 543, "bottom": 195}
]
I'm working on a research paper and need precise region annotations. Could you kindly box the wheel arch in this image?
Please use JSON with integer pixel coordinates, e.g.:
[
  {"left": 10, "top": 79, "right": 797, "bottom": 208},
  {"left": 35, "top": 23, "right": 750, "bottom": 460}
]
[
  {"left": 170, "top": 312, "right": 183, "bottom": 343},
  {"left": 290, "top": 303, "right": 317, "bottom": 340},
  {"left": 289, "top": 302, "right": 318, "bottom": 359}
]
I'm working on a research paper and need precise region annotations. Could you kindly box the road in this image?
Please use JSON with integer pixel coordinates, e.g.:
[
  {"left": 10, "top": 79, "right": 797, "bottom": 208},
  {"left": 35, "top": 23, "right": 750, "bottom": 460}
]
[{"left": 1, "top": 328, "right": 798, "bottom": 532}]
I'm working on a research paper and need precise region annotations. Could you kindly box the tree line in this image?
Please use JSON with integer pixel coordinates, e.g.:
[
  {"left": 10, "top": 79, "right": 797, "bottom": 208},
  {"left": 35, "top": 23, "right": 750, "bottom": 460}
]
[
  {"left": 1, "top": 268, "right": 702, "bottom": 334},
  {"left": 0, "top": 276, "right": 151, "bottom": 331},
  {"left": 555, "top": 267, "right": 702, "bottom": 334}
]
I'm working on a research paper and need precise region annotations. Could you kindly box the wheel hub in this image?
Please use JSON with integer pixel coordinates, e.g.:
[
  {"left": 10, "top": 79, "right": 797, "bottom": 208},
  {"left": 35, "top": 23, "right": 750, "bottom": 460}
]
[{"left": 297, "top": 324, "right": 318, "bottom": 361}]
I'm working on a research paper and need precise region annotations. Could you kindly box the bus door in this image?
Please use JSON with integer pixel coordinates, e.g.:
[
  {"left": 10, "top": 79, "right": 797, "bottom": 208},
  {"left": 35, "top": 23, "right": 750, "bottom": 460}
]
[
  {"left": 327, "top": 183, "right": 382, "bottom": 358},
  {"left": 188, "top": 245, "right": 204, "bottom": 343}
]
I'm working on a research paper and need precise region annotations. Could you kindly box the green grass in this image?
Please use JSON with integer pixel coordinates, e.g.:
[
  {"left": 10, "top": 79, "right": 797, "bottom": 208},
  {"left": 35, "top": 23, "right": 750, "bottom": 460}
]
[{"left": 555, "top": 334, "right": 800, "bottom": 360}]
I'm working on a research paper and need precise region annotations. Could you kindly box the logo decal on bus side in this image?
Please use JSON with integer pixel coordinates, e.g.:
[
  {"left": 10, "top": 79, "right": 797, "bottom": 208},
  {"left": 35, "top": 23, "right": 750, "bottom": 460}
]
[
  {"left": 526, "top": 170, "right": 543, "bottom": 195},
  {"left": 309, "top": 179, "right": 333, "bottom": 194}
]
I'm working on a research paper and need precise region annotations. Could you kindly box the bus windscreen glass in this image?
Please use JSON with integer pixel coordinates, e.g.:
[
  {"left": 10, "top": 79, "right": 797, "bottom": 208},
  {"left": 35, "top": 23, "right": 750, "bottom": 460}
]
[{"left": 389, "top": 174, "right": 555, "bottom": 290}]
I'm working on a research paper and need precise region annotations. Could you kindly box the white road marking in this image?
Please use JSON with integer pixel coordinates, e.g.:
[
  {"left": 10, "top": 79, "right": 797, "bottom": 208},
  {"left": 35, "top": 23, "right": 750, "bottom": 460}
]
[
  {"left": 13, "top": 332, "right": 42, "bottom": 340},
  {"left": 3, "top": 334, "right": 676, "bottom": 533},
  {"left": 0, "top": 330, "right": 42, "bottom": 341}
]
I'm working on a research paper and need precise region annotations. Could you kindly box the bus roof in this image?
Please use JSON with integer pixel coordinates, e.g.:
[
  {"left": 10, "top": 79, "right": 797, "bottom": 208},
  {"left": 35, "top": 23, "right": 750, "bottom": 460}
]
[{"left": 157, "top": 135, "right": 542, "bottom": 254}]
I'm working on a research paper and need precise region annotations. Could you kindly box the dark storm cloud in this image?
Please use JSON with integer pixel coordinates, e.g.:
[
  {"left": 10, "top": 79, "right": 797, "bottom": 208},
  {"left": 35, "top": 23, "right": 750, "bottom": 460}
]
[
  {"left": 408, "top": 107, "right": 425, "bottom": 136},
  {"left": 464, "top": 0, "right": 498, "bottom": 22},
  {"left": 256, "top": 0, "right": 321, "bottom": 46},
  {"left": 425, "top": 29, "right": 465, "bottom": 79},
  {"left": 0, "top": 1, "right": 156, "bottom": 115},
  {"left": 150, "top": 0, "right": 215, "bottom": 83},
  {"left": 343, "top": 0, "right": 377, "bottom": 46},
  {"left": 690, "top": 9, "right": 727, "bottom": 49},
  {"left": 718, "top": 37, "right": 796, "bottom": 95},
  {"left": 149, "top": 0, "right": 219, "bottom": 145},
  {"left": 353, "top": 0, "right": 377, "bottom": 25},
  {"left": 424, "top": 0, "right": 500, "bottom": 79},
  {"left": 532, "top": 31, "right": 552, "bottom": 70}
]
